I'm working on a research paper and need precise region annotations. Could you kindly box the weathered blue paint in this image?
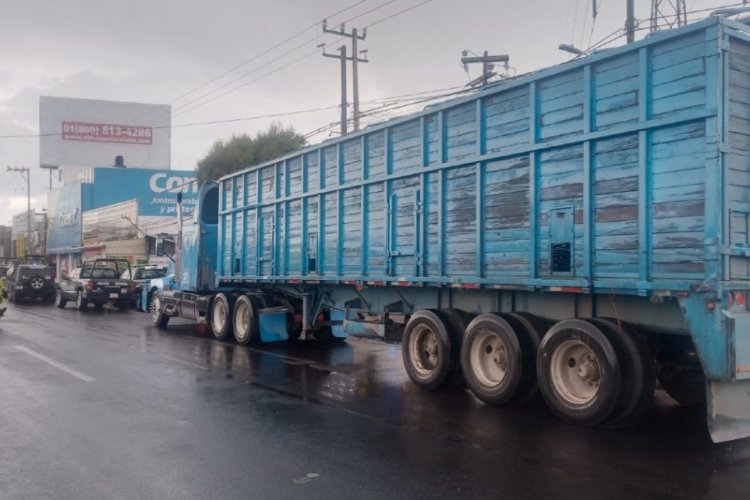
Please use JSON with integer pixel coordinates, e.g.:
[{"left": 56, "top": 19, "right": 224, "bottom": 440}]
[{"left": 187, "top": 18, "right": 750, "bottom": 439}]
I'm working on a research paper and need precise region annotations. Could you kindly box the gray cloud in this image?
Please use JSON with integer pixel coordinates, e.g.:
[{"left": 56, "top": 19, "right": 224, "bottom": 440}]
[{"left": 0, "top": 0, "right": 724, "bottom": 225}]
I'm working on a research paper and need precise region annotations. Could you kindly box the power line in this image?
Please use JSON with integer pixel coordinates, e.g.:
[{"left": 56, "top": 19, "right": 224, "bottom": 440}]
[
  {"left": 363, "top": 0, "right": 433, "bottom": 29},
  {"left": 170, "top": 0, "right": 413, "bottom": 119},
  {"left": 37, "top": 0, "right": 438, "bottom": 166},
  {"left": 38, "top": 0, "right": 381, "bottom": 166},
  {"left": 134, "top": 0, "right": 368, "bottom": 125},
  {"left": 0, "top": 84, "right": 469, "bottom": 141}
]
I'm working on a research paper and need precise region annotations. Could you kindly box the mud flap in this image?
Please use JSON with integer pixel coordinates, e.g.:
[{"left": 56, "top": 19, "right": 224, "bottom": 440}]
[{"left": 708, "top": 379, "right": 750, "bottom": 442}]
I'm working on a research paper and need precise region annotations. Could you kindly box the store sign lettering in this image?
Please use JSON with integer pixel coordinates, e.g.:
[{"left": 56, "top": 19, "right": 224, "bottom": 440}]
[{"left": 149, "top": 173, "right": 198, "bottom": 194}]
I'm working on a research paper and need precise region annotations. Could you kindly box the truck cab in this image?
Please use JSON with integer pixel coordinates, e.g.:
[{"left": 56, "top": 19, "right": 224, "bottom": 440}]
[{"left": 153, "top": 182, "right": 220, "bottom": 325}]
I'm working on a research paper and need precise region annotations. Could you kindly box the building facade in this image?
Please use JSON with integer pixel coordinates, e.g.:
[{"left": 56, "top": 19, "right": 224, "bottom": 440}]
[{"left": 47, "top": 166, "right": 198, "bottom": 278}]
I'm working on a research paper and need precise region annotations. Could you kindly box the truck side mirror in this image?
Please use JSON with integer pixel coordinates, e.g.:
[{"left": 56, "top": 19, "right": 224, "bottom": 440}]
[{"left": 156, "top": 238, "right": 165, "bottom": 257}]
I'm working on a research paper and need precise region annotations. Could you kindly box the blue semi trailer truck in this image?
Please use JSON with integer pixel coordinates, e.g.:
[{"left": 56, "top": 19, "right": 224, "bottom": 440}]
[{"left": 153, "top": 16, "right": 750, "bottom": 442}]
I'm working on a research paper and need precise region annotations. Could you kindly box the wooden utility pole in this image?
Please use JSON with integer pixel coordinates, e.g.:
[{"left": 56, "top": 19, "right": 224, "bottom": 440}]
[{"left": 461, "top": 51, "right": 509, "bottom": 87}]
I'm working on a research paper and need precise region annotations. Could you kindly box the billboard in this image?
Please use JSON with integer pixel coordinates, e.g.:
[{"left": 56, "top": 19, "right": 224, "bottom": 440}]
[
  {"left": 47, "top": 182, "right": 83, "bottom": 253},
  {"left": 83, "top": 199, "right": 138, "bottom": 245},
  {"left": 88, "top": 167, "right": 198, "bottom": 217},
  {"left": 39, "top": 96, "right": 170, "bottom": 169}
]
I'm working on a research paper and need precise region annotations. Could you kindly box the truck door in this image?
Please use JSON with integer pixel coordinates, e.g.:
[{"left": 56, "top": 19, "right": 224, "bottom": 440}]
[
  {"left": 387, "top": 190, "right": 421, "bottom": 278},
  {"left": 258, "top": 209, "right": 275, "bottom": 277}
]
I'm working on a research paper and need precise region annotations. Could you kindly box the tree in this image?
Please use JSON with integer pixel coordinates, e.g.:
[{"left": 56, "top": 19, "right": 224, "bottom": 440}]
[{"left": 196, "top": 123, "right": 306, "bottom": 183}]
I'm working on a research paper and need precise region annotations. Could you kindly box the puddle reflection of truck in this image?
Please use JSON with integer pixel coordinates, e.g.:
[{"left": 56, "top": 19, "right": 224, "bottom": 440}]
[{"left": 152, "top": 16, "right": 750, "bottom": 442}]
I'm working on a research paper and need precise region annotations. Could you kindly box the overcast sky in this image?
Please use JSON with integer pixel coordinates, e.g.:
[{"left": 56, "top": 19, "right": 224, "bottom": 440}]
[{"left": 0, "top": 0, "right": 730, "bottom": 224}]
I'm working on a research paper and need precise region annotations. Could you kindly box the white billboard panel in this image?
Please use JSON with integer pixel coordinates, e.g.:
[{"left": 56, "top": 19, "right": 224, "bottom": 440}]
[{"left": 39, "top": 96, "right": 171, "bottom": 170}]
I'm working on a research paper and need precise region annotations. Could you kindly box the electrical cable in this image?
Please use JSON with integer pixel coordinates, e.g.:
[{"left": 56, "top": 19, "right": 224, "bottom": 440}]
[{"left": 170, "top": 0, "right": 429, "bottom": 119}]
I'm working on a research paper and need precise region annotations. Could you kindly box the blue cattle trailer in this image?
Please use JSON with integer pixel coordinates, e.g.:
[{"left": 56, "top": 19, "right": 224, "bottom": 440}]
[{"left": 155, "top": 16, "right": 750, "bottom": 442}]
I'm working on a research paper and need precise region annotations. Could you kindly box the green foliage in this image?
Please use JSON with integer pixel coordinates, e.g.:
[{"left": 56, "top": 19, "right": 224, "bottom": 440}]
[{"left": 196, "top": 123, "right": 306, "bottom": 183}]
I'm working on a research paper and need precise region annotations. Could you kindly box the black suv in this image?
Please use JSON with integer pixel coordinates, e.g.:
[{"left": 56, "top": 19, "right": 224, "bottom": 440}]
[{"left": 4, "top": 263, "right": 55, "bottom": 303}]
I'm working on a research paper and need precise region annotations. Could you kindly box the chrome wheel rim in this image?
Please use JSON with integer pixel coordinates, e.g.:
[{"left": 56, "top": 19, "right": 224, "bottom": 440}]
[
  {"left": 30, "top": 277, "right": 44, "bottom": 289},
  {"left": 469, "top": 328, "right": 508, "bottom": 388},
  {"left": 550, "top": 339, "right": 601, "bottom": 405}
]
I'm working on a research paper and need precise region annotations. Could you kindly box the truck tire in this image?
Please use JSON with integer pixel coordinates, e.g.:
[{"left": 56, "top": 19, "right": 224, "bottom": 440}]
[
  {"left": 440, "top": 308, "right": 476, "bottom": 387},
  {"left": 150, "top": 294, "right": 169, "bottom": 329},
  {"left": 233, "top": 295, "right": 259, "bottom": 345},
  {"left": 402, "top": 309, "right": 455, "bottom": 391},
  {"left": 210, "top": 293, "right": 234, "bottom": 341},
  {"left": 54, "top": 289, "right": 67, "bottom": 308},
  {"left": 461, "top": 313, "right": 526, "bottom": 406},
  {"left": 503, "top": 312, "right": 545, "bottom": 403},
  {"left": 537, "top": 319, "right": 621, "bottom": 427},
  {"left": 589, "top": 318, "right": 655, "bottom": 425},
  {"left": 76, "top": 292, "right": 88, "bottom": 311}
]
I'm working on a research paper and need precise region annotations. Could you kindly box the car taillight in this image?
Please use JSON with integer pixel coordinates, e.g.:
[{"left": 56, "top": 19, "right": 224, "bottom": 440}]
[{"left": 86, "top": 280, "right": 95, "bottom": 291}]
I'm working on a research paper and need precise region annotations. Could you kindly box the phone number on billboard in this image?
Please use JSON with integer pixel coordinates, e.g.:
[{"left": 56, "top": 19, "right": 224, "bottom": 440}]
[{"left": 61, "top": 121, "right": 153, "bottom": 145}]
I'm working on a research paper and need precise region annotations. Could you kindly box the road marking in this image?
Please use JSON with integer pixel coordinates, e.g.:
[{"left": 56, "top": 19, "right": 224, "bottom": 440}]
[
  {"left": 14, "top": 345, "right": 96, "bottom": 383},
  {"left": 293, "top": 473, "right": 320, "bottom": 484}
]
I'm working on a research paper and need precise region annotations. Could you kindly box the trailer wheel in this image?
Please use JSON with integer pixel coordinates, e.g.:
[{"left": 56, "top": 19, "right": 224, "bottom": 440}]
[
  {"left": 502, "top": 312, "right": 546, "bottom": 403},
  {"left": 461, "top": 313, "right": 525, "bottom": 405},
  {"left": 588, "top": 319, "right": 655, "bottom": 425},
  {"left": 233, "top": 295, "right": 260, "bottom": 345},
  {"left": 537, "top": 319, "right": 621, "bottom": 426},
  {"left": 402, "top": 310, "right": 454, "bottom": 391},
  {"left": 210, "top": 293, "right": 234, "bottom": 341},
  {"left": 150, "top": 294, "right": 169, "bottom": 329},
  {"left": 440, "top": 308, "right": 476, "bottom": 387}
]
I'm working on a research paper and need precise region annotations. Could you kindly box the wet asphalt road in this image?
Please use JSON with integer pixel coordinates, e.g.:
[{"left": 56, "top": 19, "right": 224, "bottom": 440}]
[{"left": 0, "top": 301, "right": 749, "bottom": 500}]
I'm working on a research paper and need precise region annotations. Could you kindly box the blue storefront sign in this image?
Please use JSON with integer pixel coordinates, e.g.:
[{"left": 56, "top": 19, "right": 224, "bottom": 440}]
[{"left": 87, "top": 167, "right": 198, "bottom": 216}]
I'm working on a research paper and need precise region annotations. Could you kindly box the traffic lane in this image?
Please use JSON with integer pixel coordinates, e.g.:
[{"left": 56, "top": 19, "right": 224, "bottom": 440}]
[
  {"left": 1, "top": 304, "right": 750, "bottom": 499},
  {"left": 2, "top": 304, "right": 529, "bottom": 499}
]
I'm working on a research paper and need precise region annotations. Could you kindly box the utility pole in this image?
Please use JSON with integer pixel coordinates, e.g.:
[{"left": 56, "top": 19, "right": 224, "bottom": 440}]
[
  {"left": 322, "top": 19, "right": 369, "bottom": 133},
  {"left": 626, "top": 0, "right": 636, "bottom": 43},
  {"left": 324, "top": 44, "right": 349, "bottom": 135},
  {"left": 7, "top": 166, "right": 31, "bottom": 256},
  {"left": 461, "top": 51, "right": 509, "bottom": 87}
]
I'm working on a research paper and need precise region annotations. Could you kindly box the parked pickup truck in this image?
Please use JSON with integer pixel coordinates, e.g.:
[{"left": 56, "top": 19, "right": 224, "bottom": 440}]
[{"left": 55, "top": 259, "right": 135, "bottom": 310}]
